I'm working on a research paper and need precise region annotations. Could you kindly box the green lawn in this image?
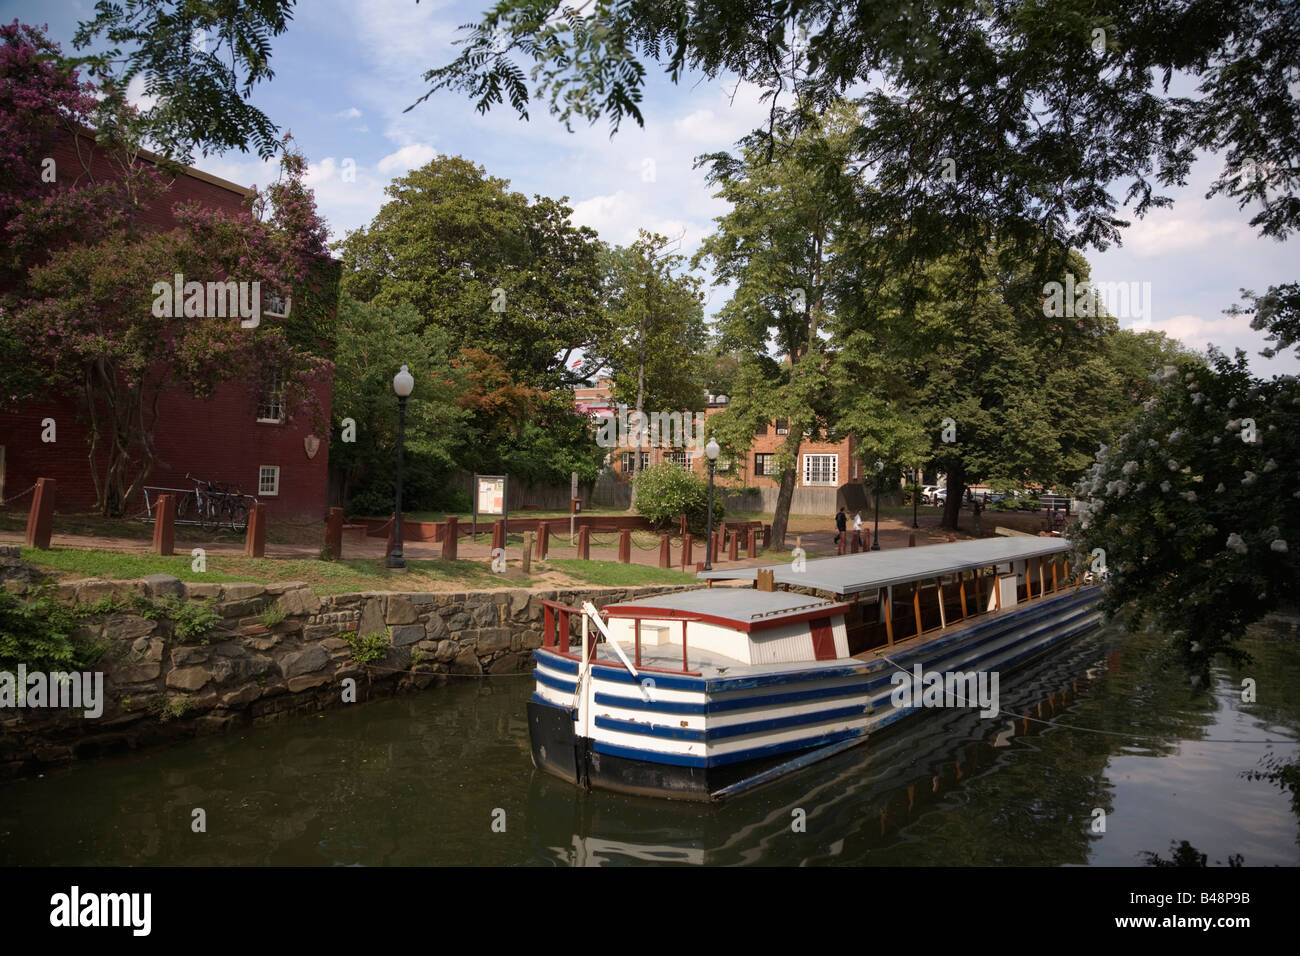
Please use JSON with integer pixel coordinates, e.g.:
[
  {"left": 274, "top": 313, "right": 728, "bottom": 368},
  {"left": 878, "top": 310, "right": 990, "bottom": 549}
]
[
  {"left": 544, "top": 559, "right": 699, "bottom": 587},
  {"left": 21, "top": 546, "right": 699, "bottom": 595}
]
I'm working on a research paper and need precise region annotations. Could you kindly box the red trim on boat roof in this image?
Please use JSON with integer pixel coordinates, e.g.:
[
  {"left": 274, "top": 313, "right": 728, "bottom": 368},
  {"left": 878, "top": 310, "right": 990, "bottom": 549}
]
[{"left": 604, "top": 604, "right": 850, "bottom": 634}]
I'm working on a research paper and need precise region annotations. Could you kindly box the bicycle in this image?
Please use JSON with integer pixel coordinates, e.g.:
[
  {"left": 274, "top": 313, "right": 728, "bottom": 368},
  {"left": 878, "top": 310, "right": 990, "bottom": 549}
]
[{"left": 186, "top": 473, "right": 253, "bottom": 533}]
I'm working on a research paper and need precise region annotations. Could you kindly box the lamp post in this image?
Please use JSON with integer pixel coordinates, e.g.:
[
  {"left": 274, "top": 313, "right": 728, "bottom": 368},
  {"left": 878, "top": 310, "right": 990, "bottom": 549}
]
[
  {"left": 388, "top": 364, "right": 414, "bottom": 569},
  {"left": 912, "top": 465, "right": 920, "bottom": 529},
  {"left": 872, "top": 459, "right": 883, "bottom": 551},
  {"left": 704, "top": 438, "right": 719, "bottom": 571}
]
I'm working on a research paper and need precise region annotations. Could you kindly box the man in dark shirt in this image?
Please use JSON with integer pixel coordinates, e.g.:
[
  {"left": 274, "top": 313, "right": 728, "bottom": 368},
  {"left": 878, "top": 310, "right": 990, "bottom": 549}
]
[{"left": 834, "top": 507, "right": 847, "bottom": 544}]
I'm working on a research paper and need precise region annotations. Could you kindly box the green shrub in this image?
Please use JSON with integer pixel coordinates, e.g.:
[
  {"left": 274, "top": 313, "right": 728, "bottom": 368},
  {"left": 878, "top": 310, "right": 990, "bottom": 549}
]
[
  {"left": 260, "top": 604, "right": 287, "bottom": 629},
  {"left": 346, "top": 629, "right": 390, "bottom": 664},
  {"left": 0, "top": 585, "right": 108, "bottom": 673},
  {"left": 165, "top": 597, "right": 222, "bottom": 642},
  {"left": 633, "top": 462, "right": 725, "bottom": 535}
]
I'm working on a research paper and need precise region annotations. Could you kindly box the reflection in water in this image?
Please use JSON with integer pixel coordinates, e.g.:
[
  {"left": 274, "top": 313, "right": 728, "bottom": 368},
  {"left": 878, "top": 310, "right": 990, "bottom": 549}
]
[
  {"left": 1, "top": 619, "right": 1296, "bottom": 866},
  {"left": 1141, "top": 840, "right": 1244, "bottom": 867}
]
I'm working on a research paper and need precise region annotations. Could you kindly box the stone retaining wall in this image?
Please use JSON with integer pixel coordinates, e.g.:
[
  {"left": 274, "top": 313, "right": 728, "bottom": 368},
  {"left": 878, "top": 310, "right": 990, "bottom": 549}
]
[{"left": 0, "top": 548, "right": 688, "bottom": 776}]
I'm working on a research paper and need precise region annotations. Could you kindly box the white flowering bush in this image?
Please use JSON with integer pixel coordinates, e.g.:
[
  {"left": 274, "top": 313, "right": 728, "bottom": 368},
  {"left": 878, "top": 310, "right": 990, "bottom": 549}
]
[{"left": 1077, "top": 349, "right": 1298, "bottom": 660}]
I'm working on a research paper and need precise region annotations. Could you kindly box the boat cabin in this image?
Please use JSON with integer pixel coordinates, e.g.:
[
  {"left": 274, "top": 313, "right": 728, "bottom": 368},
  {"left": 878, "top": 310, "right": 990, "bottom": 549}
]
[{"left": 696, "top": 536, "right": 1081, "bottom": 656}]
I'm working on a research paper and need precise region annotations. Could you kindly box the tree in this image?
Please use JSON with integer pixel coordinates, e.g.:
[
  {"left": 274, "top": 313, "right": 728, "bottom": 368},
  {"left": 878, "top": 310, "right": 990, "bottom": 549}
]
[
  {"left": 836, "top": 242, "right": 1142, "bottom": 529},
  {"left": 4, "top": 142, "right": 333, "bottom": 515},
  {"left": 336, "top": 155, "right": 607, "bottom": 389},
  {"left": 0, "top": 21, "right": 166, "bottom": 413},
  {"left": 595, "top": 230, "right": 708, "bottom": 504},
  {"left": 693, "top": 104, "right": 857, "bottom": 548},
  {"left": 329, "top": 295, "right": 468, "bottom": 516},
  {"left": 450, "top": 348, "right": 607, "bottom": 488},
  {"left": 68, "top": 1, "right": 294, "bottom": 162},
  {"left": 1076, "top": 349, "right": 1298, "bottom": 662},
  {"left": 421, "top": 1, "right": 1300, "bottom": 251},
  {"left": 1229, "top": 284, "right": 1300, "bottom": 360}
]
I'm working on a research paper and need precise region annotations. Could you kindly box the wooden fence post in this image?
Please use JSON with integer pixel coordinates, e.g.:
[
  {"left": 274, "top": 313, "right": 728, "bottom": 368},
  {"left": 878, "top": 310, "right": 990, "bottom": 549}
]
[
  {"left": 522, "top": 532, "right": 533, "bottom": 573},
  {"left": 442, "top": 515, "right": 458, "bottom": 561},
  {"left": 618, "top": 528, "right": 631, "bottom": 563},
  {"left": 577, "top": 525, "right": 590, "bottom": 560},
  {"left": 659, "top": 533, "right": 671, "bottom": 569},
  {"left": 536, "top": 522, "right": 549, "bottom": 559},
  {"left": 245, "top": 502, "right": 267, "bottom": 558},
  {"left": 680, "top": 533, "right": 693, "bottom": 571},
  {"left": 152, "top": 493, "right": 175, "bottom": 556},
  {"left": 324, "top": 506, "right": 343, "bottom": 560},
  {"left": 24, "top": 478, "right": 55, "bottom": 550}
]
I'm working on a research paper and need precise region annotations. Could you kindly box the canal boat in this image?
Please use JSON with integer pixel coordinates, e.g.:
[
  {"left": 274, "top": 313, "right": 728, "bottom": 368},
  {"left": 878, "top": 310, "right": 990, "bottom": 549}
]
[{"left": 527, "top": 537, "right": 1101, "bottom": 801}]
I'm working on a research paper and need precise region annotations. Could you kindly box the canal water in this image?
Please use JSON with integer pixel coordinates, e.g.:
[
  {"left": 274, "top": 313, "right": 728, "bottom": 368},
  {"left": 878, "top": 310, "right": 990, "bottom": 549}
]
[{"left": 2, "top": 620, "right": 1297, "bottom": 866}]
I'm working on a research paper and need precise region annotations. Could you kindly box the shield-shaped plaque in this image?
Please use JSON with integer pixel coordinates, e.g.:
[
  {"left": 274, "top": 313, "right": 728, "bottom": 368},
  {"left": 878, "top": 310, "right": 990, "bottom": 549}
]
[{"left": 304, "top": 434, "right": 320, "bottom": 459}]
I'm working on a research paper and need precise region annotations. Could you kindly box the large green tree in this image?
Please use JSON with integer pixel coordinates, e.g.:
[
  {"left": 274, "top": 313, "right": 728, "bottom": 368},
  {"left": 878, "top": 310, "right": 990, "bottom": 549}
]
[
  {"left": 336, "top": 155, "right": 607, "bottom": 389},
  {"left": 837, "top": 242, "right": 1165, "bottom": 529},
  {"left": 692, "top": 104, "right": 857, "bottom": 548},
  {"left": 595, "top": 230, "right": 708, "bottom": 503},
  {"left": 422, "top": 1, "right": 1299, "bottom": 250},
  {"left": 329, "top": 295, "right": 468, "bottom": 516}
]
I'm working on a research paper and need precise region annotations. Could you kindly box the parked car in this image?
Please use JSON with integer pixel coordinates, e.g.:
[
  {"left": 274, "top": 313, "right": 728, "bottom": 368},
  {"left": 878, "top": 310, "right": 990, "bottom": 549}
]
[
  {"left": 932, "top": 487, "right": 948, "bottom": 506},
  {"left": 921, "top": 485, "right": 940, "bottom": 504}
]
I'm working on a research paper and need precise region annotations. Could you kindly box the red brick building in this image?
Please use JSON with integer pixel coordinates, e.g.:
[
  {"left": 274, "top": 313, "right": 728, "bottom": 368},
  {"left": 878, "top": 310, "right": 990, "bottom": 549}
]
[
  {"left": 0, "top": 130, "right": 334, "bottom": 519},
  {"left": 577, "top": 376, "right": 862, "bottom": 490}
]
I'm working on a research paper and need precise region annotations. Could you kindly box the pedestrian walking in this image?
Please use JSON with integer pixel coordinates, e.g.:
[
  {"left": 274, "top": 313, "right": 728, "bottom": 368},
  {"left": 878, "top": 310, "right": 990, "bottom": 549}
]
[
  {"left": 853, "top": 511, "right": 863, "bottom": 547},
  {"left": 834, "top": 507, "right": 847, "bottom": 544}
]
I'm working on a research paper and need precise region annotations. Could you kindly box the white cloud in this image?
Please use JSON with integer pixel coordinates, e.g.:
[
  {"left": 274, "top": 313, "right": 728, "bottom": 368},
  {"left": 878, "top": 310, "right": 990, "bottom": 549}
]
[
  {"left": 336, "top": 107, "right": 362, "bottom": 119},
  {"left": 570, "top": 191, "right": 709, "bottom": 249},
  {"left": 376, "top": 143, "right": 438, "bottom": 174},
  {"left": 1140, "top": 312, "right": 1300, "bottom": 374},
  {"left": 125, "top": 75, "right": 157, "bottom": 112},
  {"left": 673, "top": 109, "right": 719, "bottom": 142},
  {"left": 1124, "top": 214, "right": 1252, "bottom": 257}
]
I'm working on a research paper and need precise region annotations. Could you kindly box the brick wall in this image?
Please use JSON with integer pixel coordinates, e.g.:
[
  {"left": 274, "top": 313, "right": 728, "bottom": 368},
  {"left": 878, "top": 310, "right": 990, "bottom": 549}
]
[{"left": 0, "top": 129, "right": 333, "bottom": 518}]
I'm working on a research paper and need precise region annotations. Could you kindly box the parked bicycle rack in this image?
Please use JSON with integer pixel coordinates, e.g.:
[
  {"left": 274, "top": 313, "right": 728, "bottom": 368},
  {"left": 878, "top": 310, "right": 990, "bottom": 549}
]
[{"left": 139, "top": 485, "right": 257, "bottom": 530}]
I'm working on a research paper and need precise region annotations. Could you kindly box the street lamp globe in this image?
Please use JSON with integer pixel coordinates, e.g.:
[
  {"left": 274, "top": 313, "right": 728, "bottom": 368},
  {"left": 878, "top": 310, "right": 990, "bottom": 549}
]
[
  {"left": 705, "top": 438, "right": 720, "bottom": 461},
  {"left": 393, "top": 364, "right": 414, "bottom": 397}
]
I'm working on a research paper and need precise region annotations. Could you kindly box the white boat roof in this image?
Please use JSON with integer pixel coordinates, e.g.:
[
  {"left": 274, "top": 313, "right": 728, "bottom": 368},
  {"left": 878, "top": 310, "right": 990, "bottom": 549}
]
[
  {"left": 606, "top": 589, "right": 844, "bottom": 625},
  {"left": 695, "top": 536, "right": 1074, "bottom": 596}
]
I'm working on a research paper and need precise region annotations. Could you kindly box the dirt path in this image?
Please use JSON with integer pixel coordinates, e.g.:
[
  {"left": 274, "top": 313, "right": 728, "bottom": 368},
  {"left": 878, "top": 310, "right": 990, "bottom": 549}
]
[{"left": 0, "top": 507, "right": 1013, "bottom": 570}]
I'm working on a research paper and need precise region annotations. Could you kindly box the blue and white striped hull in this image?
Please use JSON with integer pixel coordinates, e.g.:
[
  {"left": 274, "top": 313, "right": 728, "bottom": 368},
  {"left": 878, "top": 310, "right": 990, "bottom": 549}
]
[{"left": 528, "top": 585, "right": 1101, "bottom": 800}]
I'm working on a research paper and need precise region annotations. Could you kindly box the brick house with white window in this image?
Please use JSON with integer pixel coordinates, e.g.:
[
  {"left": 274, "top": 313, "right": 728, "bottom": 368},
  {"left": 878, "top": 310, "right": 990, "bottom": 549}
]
[
  {"left": 0, "top": 128, "right": 335, "bottom": 520},
  {"left": 576, "top": 377, "right": 861, "bottom": 492}
]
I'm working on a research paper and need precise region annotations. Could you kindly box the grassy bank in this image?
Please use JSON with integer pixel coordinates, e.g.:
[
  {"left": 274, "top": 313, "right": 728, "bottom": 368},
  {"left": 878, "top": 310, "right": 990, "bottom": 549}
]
[{"left": 20, "top": 546, "right": 700, "bottom": 595}]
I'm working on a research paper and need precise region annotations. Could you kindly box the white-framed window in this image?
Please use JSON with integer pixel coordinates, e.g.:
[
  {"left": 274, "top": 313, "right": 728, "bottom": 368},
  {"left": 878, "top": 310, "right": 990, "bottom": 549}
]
[
  {"left": 802, "top": 454, "right": 838, "bottom": 486},
  {"left": 263, "top": 290, "right": 292, "bottom": 318},
  {"left": 666, "top": 450, "right": 692, "bottom": 468},
  {"left": 256, "top": 377, "right": 285, "bottom": 423},
  {"left": 258, "top": 465, "right": 280, "bottom": 496},
  {"left": 621, "top": 451, "right": 650, "bottom": 472},
  {"left": 754, "top": 452, "right": 775, "bottom": 476}
]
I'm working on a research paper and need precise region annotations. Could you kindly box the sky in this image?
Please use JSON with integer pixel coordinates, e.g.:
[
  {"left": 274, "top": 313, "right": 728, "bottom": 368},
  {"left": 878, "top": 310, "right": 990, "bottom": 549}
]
[{"left": 6, "top": 0, "right": 1297, "bottom": 376}]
